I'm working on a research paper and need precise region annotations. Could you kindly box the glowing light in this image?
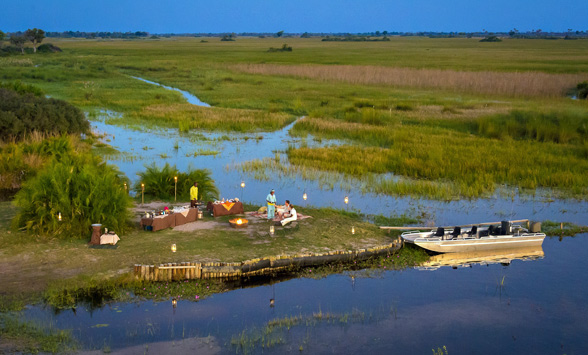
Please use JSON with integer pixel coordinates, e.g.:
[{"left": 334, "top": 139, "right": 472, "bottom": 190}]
[
  {"left": 344, "top": 196, "right": 349, "bottom": 204},
  {"left": 351, "top": 226, "right": 355, "bottom": 234},
  {"left": 58, "top": 212, "right": 62, "bottom": 221},
  {"left": 269, "top": 225, "right": 275, "bottom": 235},
  {"left": 172, "top": 298, "right": 177, "bottom": 308},
  {"left": 303, "top": 193, "right": 307, "bottom": 201},
  {"left": 171, "top": 244, "right": 177, "bottom": 253},
  {"left": 174, "top": 176, "right": 177, "bottom": 182},
  {"left": 197, "top": 211, "right": 203, "bottom": 219},
  {"left": 240, "top": 181, "right": 245, "bottom": 188},
  {"left": 141, "top": 183, "right": 145, "bottom": 190},
  {"left": 236, "top": 219, "right": 243, "bottom": 225}
]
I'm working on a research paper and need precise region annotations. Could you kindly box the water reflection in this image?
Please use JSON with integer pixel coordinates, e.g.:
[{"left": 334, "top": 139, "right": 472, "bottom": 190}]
[{"left": 419, "top": 246, "right": 544, "bottom": 270}]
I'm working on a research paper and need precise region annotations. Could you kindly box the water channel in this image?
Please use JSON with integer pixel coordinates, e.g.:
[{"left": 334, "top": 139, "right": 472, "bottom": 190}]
[{"left": 34, "top": 78, "right": 586, "bottom": 353}]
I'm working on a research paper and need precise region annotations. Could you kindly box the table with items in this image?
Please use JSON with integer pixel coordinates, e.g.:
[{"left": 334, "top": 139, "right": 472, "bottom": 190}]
[{"left": 140, "top": 206, "right": 199, "bottom": 232}]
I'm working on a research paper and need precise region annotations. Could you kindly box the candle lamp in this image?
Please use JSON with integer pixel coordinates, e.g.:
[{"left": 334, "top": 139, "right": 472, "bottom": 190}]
[
  {"left": 344, "top": 196, "right": 349, "bottom": 204},
  {"left": 240, "top": 181, "right": 245, "bottom": 188},
  {"left": 351, "top": 226, "right": 355, "bottom": 234},
  {"left": 171, "top": 243, "right": 177, "bottom": 253},
  {"left": 174, "top": 176, "right": 178, "bottom": 202},
  {"left": 303, "top": 192, "right": 307, "bottom": 201},
  {"left": 58, "top": 212, "right": 62, "bottom": 222},
  {"left": 172, "top": 298, "right": 177, "bottom": 308},
  {"left": 197, "top": 211, "right": 203, "bottom": 219},
  {"left": 269, "top": 225, "right": 275, "bottom": 235}
]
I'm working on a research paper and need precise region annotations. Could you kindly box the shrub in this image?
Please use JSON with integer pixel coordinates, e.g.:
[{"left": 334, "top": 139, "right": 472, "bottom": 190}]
[
  {"left": 577, "top": 81, "right": 588, "bottom": 99},
  {"left": 480, "top": 35, "right": 502, "bottom": 42},
  {"left": 0, "top": 87, "right": 89, "bottom": 141},
  {"left": 12, "top": 153, "right": 132, "bottom": 239},
  {"left": 133, "top": 163, "right": 218, "bottom": 201},
  {"left": 0, "top": 81, "right": 44, "bottom": 96}
]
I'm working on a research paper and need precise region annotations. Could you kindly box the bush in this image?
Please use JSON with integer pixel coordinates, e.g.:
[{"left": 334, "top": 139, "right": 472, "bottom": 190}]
[
  {"left": 480, "top": 35, "right": 502, "bottom": 42},
  {"left": 133, "top": 163, "right": 218, "bottom": 201},
  {"left": 13, "top": 153, "right": 132, "bottom": 239},
  {"left": 0, "top": 81, "right": 44, "bottom": 96},
  {"left": 577, "top": 81, "right": 588, "bottom": 99},
  {"left": 0, "top": 87, "right": 89, "bottom": 141},
  {"left": 36, "top": 43, "right": 62, "bottom": 53},
  {"left": 0, "top": 135, "right": 77, "bottom": 193}
]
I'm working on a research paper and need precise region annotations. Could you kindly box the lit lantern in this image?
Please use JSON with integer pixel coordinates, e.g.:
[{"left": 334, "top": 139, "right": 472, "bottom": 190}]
[
  {"left": 303, "top": 192, "right": 307, "bottom": 201},
  {"left": 172, "top": 298, "right": 177, "bottom": 308},
  {"left": 197, "top": 211, "right": 203, "bottom": 219},
  {"left": 171, "top": 244, "right": 177, "bottom": 253},
  {"left": 241, "top": 181, "right": 245, "bottom": 188},
  {"left": 174, "top": 176, "right": 178, "bottom": 202},
  {"left": 344, "top": 196, "right": 349, "bottom": 204},
  {"left": 351, "top": 226, "right": 355, "bottom": 234},
  {"left": 124, "top": 182, "right": 127, "bottom": 192},
  {"left": 269, "top": 225, "right": 275, "bottom": 235},
  {"left": 141, "top": 183, "right": 145, "bottom": 205},
  {"left": 141, "top": 183, "right": 145, "bottom": 191},
  {"left": 58, "top": 212, "right": 62, "bottom": 222}
]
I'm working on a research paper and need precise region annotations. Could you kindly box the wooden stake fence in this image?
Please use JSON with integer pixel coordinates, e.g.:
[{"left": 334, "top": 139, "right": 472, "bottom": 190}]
[{"left": 133, "top": 239, "right": 402, "bottom": 281}]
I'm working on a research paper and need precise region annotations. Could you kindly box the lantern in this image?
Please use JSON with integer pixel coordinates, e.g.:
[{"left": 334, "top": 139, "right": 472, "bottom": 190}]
[
  {"left": 171, "top": 244, "right": 177, "bottom": 253},
  {"left": 240, "top": 181, "right": 245, "bottom": 188},
  {"left": 58, "top": 212, "right": 62, "bottom": 222},
  {"left": 344, "top": 196, "right": 349, "bottom": 204},
  {"left": 174, "top": 176, "right": 178, "bottom": 202},
  {"left": 303, "top": 192, "right": 307, "bottom": 201},
  {"left": 351, "top": 226, "right": 355, "bottom": 234},
  {"left": 172, "top": 298, "right": 177, "bottom": 308},
  {"left": 269, "top": 225, "right": 275, "bottom": 235},
  {"left": 141, "top": 183, "right": 145, "bottom": 205},
  {"left": 197, "top": 211, "right": 203, "bottom": 219}
]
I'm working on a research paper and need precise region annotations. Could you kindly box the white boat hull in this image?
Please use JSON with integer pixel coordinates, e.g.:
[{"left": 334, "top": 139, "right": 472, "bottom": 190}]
[{"left": 412, "top": 234, "right": 545, "bottom": 253}]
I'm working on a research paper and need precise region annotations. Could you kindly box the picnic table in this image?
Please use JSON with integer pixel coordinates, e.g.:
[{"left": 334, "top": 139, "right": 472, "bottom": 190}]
[
  {"left": 207, "top": 201, "right": 244, "bottom": 217},
  {"left": 141, "top": 208, "right": 199, "bottom": 232}
]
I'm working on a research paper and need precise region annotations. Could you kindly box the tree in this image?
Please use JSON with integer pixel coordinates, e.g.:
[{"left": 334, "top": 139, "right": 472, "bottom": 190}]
[
  {"left": 276, "top": 30, "right": 284, "bottom": 37},
  {"left": 10, "top": 35, "right": 26, "bottom": 54},
  {"left": 24, "top": 28, "right": 45, "bottom": 53},
  {"left": 0, "top": 30, "right": 5, "bottom": 42}
]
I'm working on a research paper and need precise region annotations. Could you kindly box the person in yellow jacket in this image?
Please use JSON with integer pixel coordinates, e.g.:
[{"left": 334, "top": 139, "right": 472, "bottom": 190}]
[{"left": 190, "top": 182, "right": 199, "bottom": 207}]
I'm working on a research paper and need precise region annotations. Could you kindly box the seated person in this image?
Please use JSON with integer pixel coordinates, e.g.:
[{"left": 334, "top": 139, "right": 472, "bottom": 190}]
[
  {"left": 276, "top": 200, "right": 290, "bottom": 218},
  {"left": 280, "top": 202, "right": 297, "bottom": 226}
]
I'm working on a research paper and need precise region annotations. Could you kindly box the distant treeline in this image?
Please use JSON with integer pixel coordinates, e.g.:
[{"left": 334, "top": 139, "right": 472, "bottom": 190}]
[
  {"left": 4, "top": 30, "right": 585, "bottom": 39},
  {"left": 322, "top": 36, "right": 391, "bottom": 42}
]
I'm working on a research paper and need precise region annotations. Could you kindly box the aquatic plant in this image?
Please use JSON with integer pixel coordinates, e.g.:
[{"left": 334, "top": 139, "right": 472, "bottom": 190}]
[
  {"left": 133, "top": 163, "right": 219, "bottom": 201},
  {"left": 12, "top": 153, "right": 132, "bottom": 239},
  {"left": 0, "top": 314, "right": 78, "bottom": 353}
]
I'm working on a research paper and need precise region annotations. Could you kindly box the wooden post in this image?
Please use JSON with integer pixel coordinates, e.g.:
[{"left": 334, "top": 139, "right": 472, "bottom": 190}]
[
  {"left": 154, "top": 265, "right": 160, "bottom": 282},
  {"left": 134, "top": 264, "right": 140, "bottom": 279},
  {"left": 140, "top": 265, "right": 146, "bottom": 281},
  {"left": 195, "top": 262, "right": 201, "bottom": 279},
  {"left": 167, "top": 263, "right": 172, "bottom": 281}
]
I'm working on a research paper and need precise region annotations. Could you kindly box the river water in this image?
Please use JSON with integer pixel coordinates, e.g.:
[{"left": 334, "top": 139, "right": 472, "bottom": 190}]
[{"left": 22, "top": 234, "right": 588, "bottom": 354}]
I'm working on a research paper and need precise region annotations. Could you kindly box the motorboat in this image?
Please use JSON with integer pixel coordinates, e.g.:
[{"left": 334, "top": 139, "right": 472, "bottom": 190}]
[{"left": 401, "top": 221, "right": 546, "bottom": 253}]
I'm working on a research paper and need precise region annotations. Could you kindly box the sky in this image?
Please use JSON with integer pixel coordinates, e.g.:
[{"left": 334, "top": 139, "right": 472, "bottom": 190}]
[{"left": 2, "top": 0, "right": 587, "bottom": 33}]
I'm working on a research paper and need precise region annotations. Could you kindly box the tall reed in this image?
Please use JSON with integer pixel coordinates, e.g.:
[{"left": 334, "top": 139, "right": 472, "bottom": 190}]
[{"left": 233, "top": 63, "right": 586, "bottom": 97}]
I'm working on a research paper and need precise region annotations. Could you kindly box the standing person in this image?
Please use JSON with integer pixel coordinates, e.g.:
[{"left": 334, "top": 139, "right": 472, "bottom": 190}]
[
  {"left": 190, "top": 182, "right": 199, "bottom": 208},
  {"left": 266, "top": 189, "right": 277, "bottom": 220}
]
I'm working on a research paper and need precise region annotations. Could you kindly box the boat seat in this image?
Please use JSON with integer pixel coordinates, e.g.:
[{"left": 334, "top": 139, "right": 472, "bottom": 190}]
[
  {"left": 470, "top": 226, "right": 478, "bottom": 238},
  {"left": 451, "top": 227, "right": 461, "bottom": 238},
  {"left": 434, "top": 227, "right": 445, "bottom": 237}
]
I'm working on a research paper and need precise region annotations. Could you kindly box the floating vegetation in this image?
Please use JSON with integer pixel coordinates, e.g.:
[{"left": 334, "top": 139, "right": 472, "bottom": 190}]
[{"left": 186, "top": 149, "right": 220, "bottom": 157}]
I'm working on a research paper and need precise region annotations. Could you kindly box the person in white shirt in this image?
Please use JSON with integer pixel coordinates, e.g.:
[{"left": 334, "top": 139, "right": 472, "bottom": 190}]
[{"left": 280, "top": 201, "right": 297, "bottom": 226}]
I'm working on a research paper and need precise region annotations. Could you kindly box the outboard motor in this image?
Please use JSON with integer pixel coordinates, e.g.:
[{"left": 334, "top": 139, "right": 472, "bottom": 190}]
[{"left": 501, "top": 220, "right": 512, "bottom": 235}]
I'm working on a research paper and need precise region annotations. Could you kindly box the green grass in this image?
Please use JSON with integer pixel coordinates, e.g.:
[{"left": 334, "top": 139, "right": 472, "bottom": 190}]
[{"left": 0, "top": 314, "right": 78, "bottom": 353}]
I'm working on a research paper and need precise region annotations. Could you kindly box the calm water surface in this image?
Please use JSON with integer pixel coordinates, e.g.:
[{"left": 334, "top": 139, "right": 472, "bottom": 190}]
[{"left": 24, "top": 235, "right": 588, "bottom": 354}]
